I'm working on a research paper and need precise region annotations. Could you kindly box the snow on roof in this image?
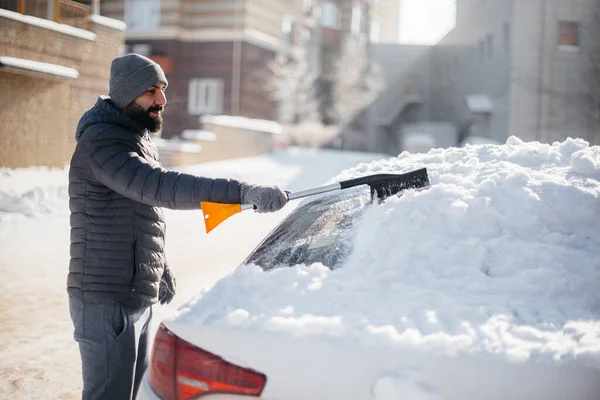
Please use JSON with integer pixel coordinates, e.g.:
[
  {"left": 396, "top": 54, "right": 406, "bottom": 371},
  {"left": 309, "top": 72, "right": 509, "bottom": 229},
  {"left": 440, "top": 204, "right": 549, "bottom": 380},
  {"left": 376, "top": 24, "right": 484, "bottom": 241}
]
[
  {"left": 89, "top": 14, "right": 126, "bottom": 31},
  {"left": 153, "top": 138, "right": 202, "bottom": 153},
  {"left": 0, "top": 56, "right": 79, "bottom": 80},
  {"left": 173, "top": 136, "right": 600, "bottom": 367},
  {"left": 181, "top": 129, "right": 217, "bottom": 142},
  {"left": 201, "top": 115, "right": 282, "bottom": 135},
  {"left": 0, "top": 8, "right": 96, "bottom": 41},
  {"left": 466, "top": 94, "right": 493, "bottom": 113}
]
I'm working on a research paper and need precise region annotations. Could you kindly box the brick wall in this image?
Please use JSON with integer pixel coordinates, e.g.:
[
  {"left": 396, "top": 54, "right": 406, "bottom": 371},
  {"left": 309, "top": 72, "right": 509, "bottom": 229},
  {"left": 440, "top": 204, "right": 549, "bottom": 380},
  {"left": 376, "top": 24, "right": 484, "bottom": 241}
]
[
  {"left": 0, "top": 72, "right": 71, "bottom": 168},
  {"left": 0, "top": 13, "right": 124, "bottom": 168}
]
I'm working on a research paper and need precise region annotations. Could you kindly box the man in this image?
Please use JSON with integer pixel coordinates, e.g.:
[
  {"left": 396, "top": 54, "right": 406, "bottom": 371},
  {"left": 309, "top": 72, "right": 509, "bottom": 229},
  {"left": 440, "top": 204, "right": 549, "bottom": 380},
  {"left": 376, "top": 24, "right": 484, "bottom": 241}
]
[{"left": 67, "top": 53, "right": 288, "bottom": 400}]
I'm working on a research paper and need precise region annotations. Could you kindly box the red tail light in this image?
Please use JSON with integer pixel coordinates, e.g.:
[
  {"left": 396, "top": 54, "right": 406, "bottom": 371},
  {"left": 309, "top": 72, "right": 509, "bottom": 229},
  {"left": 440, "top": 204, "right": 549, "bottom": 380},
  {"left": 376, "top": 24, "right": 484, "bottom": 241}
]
[
  {"left": 148, "top": 324, "right": 267, "bottom": 399},
  {"left": 148, "top": 324, "right": 176, "bottom": 399}
]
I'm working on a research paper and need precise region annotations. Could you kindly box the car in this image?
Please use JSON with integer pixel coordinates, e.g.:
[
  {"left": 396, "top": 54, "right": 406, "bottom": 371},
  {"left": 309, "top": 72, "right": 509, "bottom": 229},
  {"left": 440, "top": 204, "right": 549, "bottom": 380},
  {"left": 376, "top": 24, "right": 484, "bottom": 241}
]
[
  {"left": 137, "top": 139, "right": 599, "bottom": 400},
  {"left": 137, "top": 187, "right": 372, "bottom": 400}
]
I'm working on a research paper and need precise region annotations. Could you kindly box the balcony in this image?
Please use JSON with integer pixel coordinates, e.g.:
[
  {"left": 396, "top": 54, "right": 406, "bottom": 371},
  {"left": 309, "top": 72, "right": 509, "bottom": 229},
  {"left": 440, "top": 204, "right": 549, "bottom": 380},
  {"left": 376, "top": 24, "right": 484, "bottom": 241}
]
[{"left": 0, "top": 0, "right": 91, "bottom": 30}]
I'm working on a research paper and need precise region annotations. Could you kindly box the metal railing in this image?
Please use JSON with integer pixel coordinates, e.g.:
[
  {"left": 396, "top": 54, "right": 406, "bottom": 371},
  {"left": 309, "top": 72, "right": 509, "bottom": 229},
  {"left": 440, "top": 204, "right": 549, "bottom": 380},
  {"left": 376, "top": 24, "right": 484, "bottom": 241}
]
[{"left": 0, "top": 0, "right": 91, "bottom": 30}]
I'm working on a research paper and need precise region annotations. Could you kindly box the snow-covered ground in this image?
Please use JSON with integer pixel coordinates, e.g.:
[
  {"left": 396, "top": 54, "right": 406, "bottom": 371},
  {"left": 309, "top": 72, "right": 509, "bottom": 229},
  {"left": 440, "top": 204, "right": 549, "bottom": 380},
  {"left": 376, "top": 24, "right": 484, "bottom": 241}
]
[
  {"left": 0, "top": 147, "right": 384, "bottom": 399},
  {"left": 2, "top": 139, "right": 600, "bottom": 399}
]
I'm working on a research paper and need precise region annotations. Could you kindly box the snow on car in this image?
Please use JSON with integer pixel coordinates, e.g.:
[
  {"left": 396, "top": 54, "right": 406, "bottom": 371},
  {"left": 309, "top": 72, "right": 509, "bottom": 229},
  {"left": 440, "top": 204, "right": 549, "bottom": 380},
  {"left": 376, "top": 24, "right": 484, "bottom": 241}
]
[{"left": 137, "top": 136, "right": 600, "bottom": 400}]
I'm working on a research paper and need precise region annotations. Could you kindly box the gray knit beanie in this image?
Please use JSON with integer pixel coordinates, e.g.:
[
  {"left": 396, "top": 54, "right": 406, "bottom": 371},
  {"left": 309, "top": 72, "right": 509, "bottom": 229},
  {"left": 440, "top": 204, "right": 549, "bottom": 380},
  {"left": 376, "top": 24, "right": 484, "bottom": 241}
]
[{"left": 108, "top": 53, "right": 168, "bottom": 109}]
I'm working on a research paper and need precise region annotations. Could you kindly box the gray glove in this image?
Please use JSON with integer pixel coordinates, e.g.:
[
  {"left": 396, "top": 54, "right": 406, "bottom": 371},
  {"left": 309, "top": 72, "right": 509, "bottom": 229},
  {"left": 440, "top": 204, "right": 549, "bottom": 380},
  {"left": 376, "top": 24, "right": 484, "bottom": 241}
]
[
  {"left": 158, "top": 265, "right": 176, "bottom": 305},
  {"left": 240, "top": 182, "right": 288, "bottom": 213}
]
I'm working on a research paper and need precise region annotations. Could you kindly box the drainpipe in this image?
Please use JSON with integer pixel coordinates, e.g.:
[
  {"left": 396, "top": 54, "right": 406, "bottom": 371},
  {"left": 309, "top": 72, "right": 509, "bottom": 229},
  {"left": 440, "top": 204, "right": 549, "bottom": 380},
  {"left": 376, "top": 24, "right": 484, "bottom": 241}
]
[
  {"left": 232, "top": 0, "right": 244, "bottom": 116},
  {"left": 365, "top": 1, "right": 375, "bottom": 152},
  {"left": 535, "top": 0, "right": 547, "bottom": 141}
]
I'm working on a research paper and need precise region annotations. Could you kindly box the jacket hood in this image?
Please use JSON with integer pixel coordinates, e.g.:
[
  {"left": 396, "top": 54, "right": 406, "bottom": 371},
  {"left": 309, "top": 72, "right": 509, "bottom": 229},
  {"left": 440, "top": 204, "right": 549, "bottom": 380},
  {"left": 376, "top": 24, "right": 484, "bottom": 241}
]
[{"left": 75, "top": 96, "right": 146, "bottom": 141}]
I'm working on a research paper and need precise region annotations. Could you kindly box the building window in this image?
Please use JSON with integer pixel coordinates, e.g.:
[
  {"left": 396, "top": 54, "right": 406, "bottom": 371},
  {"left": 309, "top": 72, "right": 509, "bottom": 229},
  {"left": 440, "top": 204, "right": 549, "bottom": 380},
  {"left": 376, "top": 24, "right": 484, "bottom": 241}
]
[
  {"left": 188, "top": 79, "right": 223, "bottom": 115},
  {"left": 131, "top": 44, "right": 151, "bottom": 56},
  {"left": 282, "top": 16, "right": 295, "bottom": 48},
  {"left": 321, "top": 1, "right": 340, "bottom": 30},
  {"left": 558, "top": 21, "right": 580, "bottom": 49},
  {"left": 370, "top": 21, "right": 380, "bottom": 43},
  {"left": 124, "top": 0, "right": 160, "bottom": 31},
  {"left": 351, "top": 6, "right": 362, "bottom": 36}
]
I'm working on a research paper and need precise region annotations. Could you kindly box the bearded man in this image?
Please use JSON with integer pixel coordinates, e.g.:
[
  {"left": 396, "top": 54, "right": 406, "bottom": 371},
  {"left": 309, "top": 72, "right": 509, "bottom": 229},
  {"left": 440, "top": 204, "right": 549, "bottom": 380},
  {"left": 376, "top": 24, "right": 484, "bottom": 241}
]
[{"left": 67, "top": 54, "right": 288, "bottom": 399}]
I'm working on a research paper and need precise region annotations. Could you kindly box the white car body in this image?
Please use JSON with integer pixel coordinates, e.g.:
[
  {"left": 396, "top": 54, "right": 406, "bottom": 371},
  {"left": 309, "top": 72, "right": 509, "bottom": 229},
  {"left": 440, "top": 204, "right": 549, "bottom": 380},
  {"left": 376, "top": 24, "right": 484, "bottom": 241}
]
[{"left": 136, "top": 319, "right": 598, "bottom": 400}]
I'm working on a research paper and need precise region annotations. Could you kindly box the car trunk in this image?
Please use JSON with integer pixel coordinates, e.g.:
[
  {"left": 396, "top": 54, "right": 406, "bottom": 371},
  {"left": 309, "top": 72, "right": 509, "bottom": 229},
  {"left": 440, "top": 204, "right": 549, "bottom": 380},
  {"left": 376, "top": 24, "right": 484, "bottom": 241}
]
[{"left": 163, "top": 321, "right": 600, "bottom": 400}]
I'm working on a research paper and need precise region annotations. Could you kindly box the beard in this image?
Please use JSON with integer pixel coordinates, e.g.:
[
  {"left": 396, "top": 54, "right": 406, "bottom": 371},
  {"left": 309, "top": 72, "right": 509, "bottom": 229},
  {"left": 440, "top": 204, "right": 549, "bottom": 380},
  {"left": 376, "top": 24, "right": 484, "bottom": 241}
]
[{"left": 122, "top": 102, "right": 164, "bottom": 133}]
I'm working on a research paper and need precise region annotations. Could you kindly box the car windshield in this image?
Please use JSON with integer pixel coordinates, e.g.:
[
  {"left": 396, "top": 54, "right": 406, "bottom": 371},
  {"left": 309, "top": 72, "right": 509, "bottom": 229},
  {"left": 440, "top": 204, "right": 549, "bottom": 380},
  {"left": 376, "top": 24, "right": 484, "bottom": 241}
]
[{"left": 244, "top": 187, "right": 372, "bottom": 271}]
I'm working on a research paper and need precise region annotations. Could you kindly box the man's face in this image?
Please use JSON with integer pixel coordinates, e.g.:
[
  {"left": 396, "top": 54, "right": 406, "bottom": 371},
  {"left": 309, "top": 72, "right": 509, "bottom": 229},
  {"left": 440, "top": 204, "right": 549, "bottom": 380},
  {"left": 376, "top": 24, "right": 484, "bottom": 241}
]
[{"left": 122, "top": 82, "right": 167, "bottom": 133}]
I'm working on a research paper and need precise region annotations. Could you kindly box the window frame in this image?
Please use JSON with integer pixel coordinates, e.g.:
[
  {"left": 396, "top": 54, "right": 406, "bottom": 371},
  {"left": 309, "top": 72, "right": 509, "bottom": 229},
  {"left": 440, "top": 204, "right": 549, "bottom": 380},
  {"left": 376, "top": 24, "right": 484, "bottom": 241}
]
[
  {"left": 124, "top": 0, "right": 161, "bottom": 31},
  {"left": 320, "top": 1, "right": 341, "bottom": 30},
  {"left": 557, "top": 20, "right": 581, "bottom": 51},
  {"left": 131, "top": 44, "right": 152, "bottom": 56},
  {"left": 188, "top": 78, "right": 224, "bottom": 115}
]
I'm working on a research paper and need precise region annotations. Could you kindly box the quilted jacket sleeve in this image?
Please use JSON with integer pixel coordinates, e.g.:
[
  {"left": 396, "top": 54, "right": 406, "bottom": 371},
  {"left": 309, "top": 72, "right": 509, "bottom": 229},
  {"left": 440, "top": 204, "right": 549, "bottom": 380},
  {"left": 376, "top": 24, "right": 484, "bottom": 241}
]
[{"left": 89, "top": 134, "right": 241, "bottom": 209}]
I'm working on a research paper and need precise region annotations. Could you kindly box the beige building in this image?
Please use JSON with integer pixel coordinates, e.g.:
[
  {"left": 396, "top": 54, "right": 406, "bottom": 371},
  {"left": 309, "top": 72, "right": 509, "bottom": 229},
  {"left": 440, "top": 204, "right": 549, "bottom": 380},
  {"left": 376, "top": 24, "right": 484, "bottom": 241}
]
[
  {"left": 347, "top": 0, "right": 600, "bottom": 154},
  {"left": 429, "top": 0, "right": 600, "bottom": 145},
  {"left": 0, "top": 2, "right": 125, "bottom": 168}
]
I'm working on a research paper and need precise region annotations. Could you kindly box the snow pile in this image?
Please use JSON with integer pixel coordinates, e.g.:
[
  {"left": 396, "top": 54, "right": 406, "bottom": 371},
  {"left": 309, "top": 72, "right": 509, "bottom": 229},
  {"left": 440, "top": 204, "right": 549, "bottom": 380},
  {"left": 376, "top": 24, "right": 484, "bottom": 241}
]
[
  {"left": 201, "top": 114, "right": 282, "bottom": 134},
  {"left": 0, "top": 166, "right": 69, "bottom": 221},
  {"left": 174, "top": 137, "right": 600, "bottom": 367}
]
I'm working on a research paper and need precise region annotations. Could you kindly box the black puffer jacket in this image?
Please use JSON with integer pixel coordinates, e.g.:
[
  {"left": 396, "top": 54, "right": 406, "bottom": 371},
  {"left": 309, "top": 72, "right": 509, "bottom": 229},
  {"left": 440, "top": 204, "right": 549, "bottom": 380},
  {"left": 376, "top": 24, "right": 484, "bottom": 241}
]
[{"left": 68, "top": 97, "right": 241, "bottom": 308}]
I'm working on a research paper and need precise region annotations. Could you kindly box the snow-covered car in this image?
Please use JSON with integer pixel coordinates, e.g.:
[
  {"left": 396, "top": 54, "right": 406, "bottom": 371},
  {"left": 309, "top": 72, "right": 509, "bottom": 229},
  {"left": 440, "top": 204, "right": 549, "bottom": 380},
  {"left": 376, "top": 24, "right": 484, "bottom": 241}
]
[{"left": 137, "top": 137, "right": 600, "bottom": 400}]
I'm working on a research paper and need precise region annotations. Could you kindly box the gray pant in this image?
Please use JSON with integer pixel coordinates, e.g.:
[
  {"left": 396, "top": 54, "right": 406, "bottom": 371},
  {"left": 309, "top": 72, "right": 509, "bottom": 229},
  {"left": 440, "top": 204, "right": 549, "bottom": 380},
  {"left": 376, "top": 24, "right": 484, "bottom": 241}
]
[{"left": 69, "top": 296, "right": 152, "bottom": 400}]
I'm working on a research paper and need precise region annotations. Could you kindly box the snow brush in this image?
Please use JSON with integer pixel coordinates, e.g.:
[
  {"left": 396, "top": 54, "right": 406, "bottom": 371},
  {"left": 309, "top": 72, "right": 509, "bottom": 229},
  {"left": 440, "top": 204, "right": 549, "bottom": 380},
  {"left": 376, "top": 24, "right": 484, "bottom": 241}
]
[{"left": 201, "top": 167, "right": 430, "bottom": 233}]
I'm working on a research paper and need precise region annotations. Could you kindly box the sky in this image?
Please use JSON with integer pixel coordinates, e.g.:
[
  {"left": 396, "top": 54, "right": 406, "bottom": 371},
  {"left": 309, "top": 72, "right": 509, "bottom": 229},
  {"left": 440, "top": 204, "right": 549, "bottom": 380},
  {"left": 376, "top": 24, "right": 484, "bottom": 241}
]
[
  {"left": 399, "top": 0, "right": 457, "bottom": 45},
  {"left": 1, "top": 140, "right": 600, "bottom": 398}
]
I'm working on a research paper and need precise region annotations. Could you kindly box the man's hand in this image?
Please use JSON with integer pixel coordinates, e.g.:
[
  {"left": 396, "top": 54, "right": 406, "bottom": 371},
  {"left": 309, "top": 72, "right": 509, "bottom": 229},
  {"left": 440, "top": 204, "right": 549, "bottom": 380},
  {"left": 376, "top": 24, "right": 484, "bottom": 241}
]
[
  {"left": 240, "top": 183, "right": 289, "bottom": 213},
  {"left": 158, "top": 266, "right": 176, "bottom": 305}
]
